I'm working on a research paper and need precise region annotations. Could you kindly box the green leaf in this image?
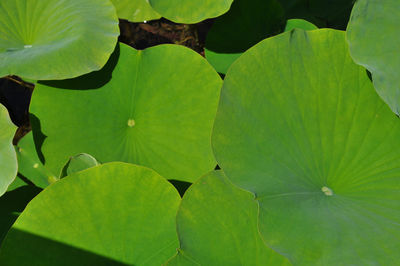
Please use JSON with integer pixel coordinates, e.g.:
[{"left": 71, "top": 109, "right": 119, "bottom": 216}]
[
  {"left": 6, "top": 176, "right": 28, "bottom": 192},
  {"left": 212, "top": 29, "right": 400, "bottom": 265},
  {"left": 16, "top": 132, "right": 56, "bottom": 188},
  {"left": 148, "top": 0, "right": 234, "bottom": 24},
  {"left": 111, "top": 0, "right": 160, "bottom": 22},
  {"left": 205, "top": 0, "right": 285, "bottom": 74},
  {"left": 0, "top": 163, "right": 181, "bottom": 265},
  {"left": 347, "top": 0, "right": 400, "bottom": 115},
  {"left": 284, "top": 19, "right": 318, "bottom": 32},
  {"left": 0, "top": 181, "right": 41, "bottom": 244},
  {"left": 167, "top": 171, "right": 291, "bottom": 265},
  {"left": 31, "top": 43, "right": 221, "bottom": 183},
  {"left": 60, "top": 153, "right": 100, "bottom": 178},
  {"left": 0, "top": 0, "right": 120, "bottom": 80},
  {"left": 0, "top": 104, "right": 17, "bottom": 196}
]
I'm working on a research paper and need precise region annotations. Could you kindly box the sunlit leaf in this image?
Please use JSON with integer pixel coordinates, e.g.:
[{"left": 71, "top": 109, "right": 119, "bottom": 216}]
[
  {"left": 212, "top": 29, "right": 400, "bottom": 265},
  {"left": 0, "top": 0, "right": 119, "bottom": 80},
  {"left": 0, "top": 163, "right": 181, "bottom": 265}
]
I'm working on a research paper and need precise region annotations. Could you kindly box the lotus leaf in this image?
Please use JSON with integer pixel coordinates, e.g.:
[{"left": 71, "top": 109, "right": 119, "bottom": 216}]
[
  {"left": 347, "top": 0, "right": 400, "bottom": 115},
  {"left": 0, "top": 103, "right": 17, "bottom": 196},
  {"left": 0, "top": 0, "right": 120, "bottom": 80},
  {"left": 31, "top": 43, "right": 221, "bottom": 182},
  {"left": 212, "top": 29, "right": 400, "bottom": 264},
  {"left": 284, "top": 19, "right": 317, "bottom": 32},
  {"left": 60, "top": 153, "right": 100, "bottom": 178},
  {"left": 0, "top": 163, "right": 181, "bottom": 265},
  {"left": 16, "top": 132, "right": 55, "bottom": 188},
  {"left": 0, "top": 180, "right": 41, "bottom": 244},
  {"left": 168, "top": 171, "right": 290, "bottom": 265},
  {"left": 111, "top": 0, "right": 160, "bottom": 22},
  {"left": 148, "top": 0, "right": 234, "bottom": 24}
]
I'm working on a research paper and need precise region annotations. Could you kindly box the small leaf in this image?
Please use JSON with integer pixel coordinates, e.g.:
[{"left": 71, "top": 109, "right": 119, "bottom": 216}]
[
  {"left": 284, "top": 19, "right": 318, "bottom": 32},
  {"left": 60, "top": 153, "right": 100, "bottom": 178}
]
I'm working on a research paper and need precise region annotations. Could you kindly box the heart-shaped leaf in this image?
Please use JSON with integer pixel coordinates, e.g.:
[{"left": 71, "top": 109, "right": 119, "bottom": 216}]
[
  {"left": 212, "top": 29, "right": 400, "bottom": 264},
  {"left": 31, "top": 43, "right": 221, "bottom": 183},
  {"left": 0, "top": 0, "right": 120, "bottom": 80},
  {"left": 0, "top": 163, "right": 181, "bottom": 265}
]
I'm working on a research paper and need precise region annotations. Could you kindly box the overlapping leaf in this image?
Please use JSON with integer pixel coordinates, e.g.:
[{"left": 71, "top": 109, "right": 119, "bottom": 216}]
[
  {"left": 60, "top": 153, "right": 100, "bottom": 178},
  {"left": 347, "top": 0, "right": 400, "bottom": 115},
  {"left": 212, "top": 29, "right": 400, "bottom": 264},
  {"left": 111, "top": 0, "right": 160, "bottom": 22},
  {"left": 168, "top": 171, "right": 290, "bottom": 265},
  {"left": 148, "top": 0, "right": 233, "bottom": 23}
]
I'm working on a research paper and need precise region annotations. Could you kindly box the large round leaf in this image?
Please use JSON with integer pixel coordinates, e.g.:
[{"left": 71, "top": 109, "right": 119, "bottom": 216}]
[
  {"left": 347, "top": 0, "right": 400, "bottom": 115},
  {"left": 111, "top": 0, "right": 160, "bottom": 22},
  {"left": 167, "top": 171, "right": 290, "bottom": 265},
  {"left": 0, "top": 103, "right": 17, "bottom": 196},
  {"left": 0, "top": 0, "right": 119, "bottom": 80},
  {"left": 0, "top": 163, "right": 181, "bottom": 265},
  {"left": 31, "top": 43, "right": 221, "bottom": 182},
  {"left": 212, "top": 29, "right": 400, "bottom": 264},
  {"left": 148, "top": 0, "right": 233, "bottom": 24}
]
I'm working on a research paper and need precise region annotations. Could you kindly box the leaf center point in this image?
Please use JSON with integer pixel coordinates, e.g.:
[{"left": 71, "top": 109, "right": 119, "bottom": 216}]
[
  {"left": 127, "top": 119, "right": 135, "bottom": 128},
  {"left": 321, "top": 186, "right": 333, "bottom": 196}
]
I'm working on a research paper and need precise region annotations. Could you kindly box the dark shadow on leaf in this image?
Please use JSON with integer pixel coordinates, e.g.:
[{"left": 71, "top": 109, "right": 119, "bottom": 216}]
[
  {"left": 38, "top": 44, "right": 120, "bottom": 90},
  {"left": 168, "top": 180, "right": 192, "bottom": 197},
  {"left": 0, "top": 229, "right": 129, "bottom": 265},
  {"left": 0, "top": 185, "right": 41, "bottom": 244},
  {"left": 366, "top": 69, "right": 373, "bottom": 82},
  {"left": 29, "top": 114, "right": 47, "bottom": 164}
]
